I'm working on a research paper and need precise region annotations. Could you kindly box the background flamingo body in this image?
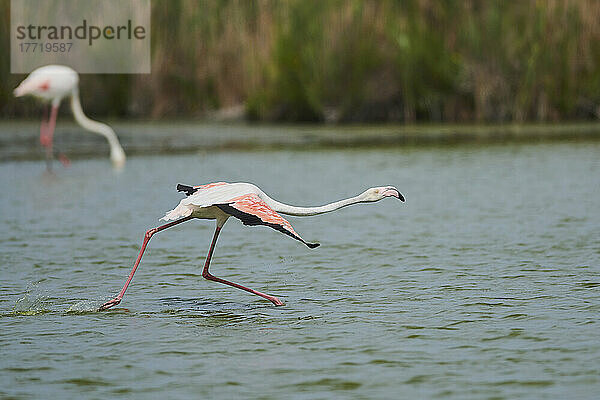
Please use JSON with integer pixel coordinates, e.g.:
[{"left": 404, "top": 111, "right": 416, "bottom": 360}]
[
  {"left": 100, "top": 182, "right": 404, "bottom": 310},
  {"left": 14, "top": 64, "right": 126, "bottom": 170}
]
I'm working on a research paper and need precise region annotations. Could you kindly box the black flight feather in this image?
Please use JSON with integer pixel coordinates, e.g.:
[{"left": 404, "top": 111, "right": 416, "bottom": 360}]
[{"left": 177, "top": 184, "right": 197, "bottom": 196}]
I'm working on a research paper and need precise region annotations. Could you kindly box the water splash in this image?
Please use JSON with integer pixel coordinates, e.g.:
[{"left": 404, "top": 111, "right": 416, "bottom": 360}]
[
  {"left": 66, "top": 300, "right": 100, "bottom": 313},
  {"left": 12, "top": 282, "right": 101, "bottom": 314},
  {"left": 12, "top": 282, "right": 51, "bottom": 315}
]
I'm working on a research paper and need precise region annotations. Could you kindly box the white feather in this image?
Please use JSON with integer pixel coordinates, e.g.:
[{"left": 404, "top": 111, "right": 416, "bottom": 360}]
[{"left": 160, "top": 183, "right": 261, "bottom": 221}]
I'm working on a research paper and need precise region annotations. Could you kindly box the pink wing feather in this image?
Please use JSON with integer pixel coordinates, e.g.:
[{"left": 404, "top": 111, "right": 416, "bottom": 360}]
[
  {"left": 225, "top": 194, "right": 319, "bottom": 248},
  {"left": 194, "top": 182, "right": 228, "bottom": 190},
  {"left": 230, "top": 194, "right": 299, "bottom": 236}
]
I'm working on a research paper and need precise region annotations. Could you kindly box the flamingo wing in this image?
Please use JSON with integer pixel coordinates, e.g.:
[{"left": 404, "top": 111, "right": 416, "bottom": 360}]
[
  {"left": 218, "top": 193, "right": 320, "bottom": 249},
  {"left": 178, "top": 182, "right": 228, "bottom": 196}
]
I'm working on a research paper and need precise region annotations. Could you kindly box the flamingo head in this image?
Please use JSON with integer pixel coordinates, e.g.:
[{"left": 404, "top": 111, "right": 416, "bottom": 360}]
[{"left": 362, "top": 186, "right": 405, "bottom": 202}]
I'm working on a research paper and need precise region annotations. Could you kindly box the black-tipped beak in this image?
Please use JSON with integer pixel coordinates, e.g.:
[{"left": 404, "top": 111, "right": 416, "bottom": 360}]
[{"left": 397, "top": 191, "right": 405, "bottom": 202}]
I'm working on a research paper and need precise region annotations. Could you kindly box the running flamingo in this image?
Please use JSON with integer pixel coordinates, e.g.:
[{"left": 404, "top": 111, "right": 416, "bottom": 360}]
[
  {"left": 99, "top": 182, "right": 404, "bottom": 310},
  {"left": 14, "top": 64, "right": 126, "bottom": 170}
]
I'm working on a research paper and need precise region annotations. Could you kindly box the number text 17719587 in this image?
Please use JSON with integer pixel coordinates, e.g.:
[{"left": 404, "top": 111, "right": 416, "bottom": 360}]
[{"left": 19, "top": 42, "right": 73, "bottom": 53}]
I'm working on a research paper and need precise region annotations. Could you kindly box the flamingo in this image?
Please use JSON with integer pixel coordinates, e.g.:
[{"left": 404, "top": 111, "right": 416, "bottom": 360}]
[
  {"left": 99, "top": 182, "right": 404, "bottom": 310},
  {"left": 13, "top": 64, "right": 126, "bottom": 170}
]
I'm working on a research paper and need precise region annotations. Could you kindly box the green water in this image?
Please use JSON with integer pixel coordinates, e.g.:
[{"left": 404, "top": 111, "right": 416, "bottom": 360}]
[{"left": 1, "top": 141, "right": 599, "bottom": 399}]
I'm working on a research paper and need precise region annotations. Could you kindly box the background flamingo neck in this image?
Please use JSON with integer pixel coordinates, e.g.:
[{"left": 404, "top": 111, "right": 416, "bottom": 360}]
[
  {"left": 264, "top": 194, "right": 365, "bottom": 216},
  {"left": 70, "top": 89, "right": 126, "bottom": 168}
]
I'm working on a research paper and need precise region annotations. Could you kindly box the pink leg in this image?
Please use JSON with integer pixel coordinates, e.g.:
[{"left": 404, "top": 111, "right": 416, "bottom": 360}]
[
  {"left": 40, "top": 105, "right": 59, "bottom": 171},
  {"left": 202, "top": 226, "right": 284, "bottom": 306},
  {"left": 99, "top": 216, "right": 194, "bottom": 311},
  {"left": 40, "top": 106, "right": 49, "bottom": 146},
  {"left": 40, "top": 106, "right": 52, "bottom": 171}
]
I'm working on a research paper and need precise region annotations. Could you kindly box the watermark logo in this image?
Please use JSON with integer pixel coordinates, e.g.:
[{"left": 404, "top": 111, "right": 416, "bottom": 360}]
[{"left": 11, "top": 0, "right": 150, "bottom": 74}]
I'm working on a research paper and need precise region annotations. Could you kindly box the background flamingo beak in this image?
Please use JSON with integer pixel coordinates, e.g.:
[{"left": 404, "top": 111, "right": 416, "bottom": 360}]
[
  {"left": 13, "top": 81, "right": 33, "bottom": 97},
  {"left": 13, "top": 86, "right": 25, "bottom": 97}
]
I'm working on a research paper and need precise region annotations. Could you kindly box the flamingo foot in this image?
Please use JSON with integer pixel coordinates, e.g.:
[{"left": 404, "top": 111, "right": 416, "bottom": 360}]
[
  {"left": 99, "top": 297, "right": 121, "bottom": 311},
  {"left": 267, "top": 296, "right": 285, "bottom": 306},
  {"left": 58, "top": 153, "right": 71, "bottom": 167}
]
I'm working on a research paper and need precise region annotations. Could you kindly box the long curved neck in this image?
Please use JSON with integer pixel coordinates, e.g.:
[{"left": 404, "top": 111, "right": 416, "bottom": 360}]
[
  {"left": 70, "top": 89, "right": 126, "bottom": 168},
  {"left": 263, "top": 192, "right": 367, "bottom": 216}
]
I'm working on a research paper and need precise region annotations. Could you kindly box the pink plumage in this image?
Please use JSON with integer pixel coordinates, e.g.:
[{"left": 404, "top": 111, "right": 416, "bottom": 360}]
[{"left": 99, "top": 181, "right": 404, "bottom": 310}]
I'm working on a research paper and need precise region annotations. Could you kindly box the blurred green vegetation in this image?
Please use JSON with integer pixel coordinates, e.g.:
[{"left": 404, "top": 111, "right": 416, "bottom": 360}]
[{"left": 1, "top": 0, "right": 599, "bottom": 123}]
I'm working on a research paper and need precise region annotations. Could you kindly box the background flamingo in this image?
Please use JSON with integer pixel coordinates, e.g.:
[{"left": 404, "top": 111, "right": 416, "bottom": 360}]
[
  {"left": 14, "top": 64, "right": 126, "bottom": 170},
  {"left": 100, "top": 182, "right": 404, "bottom": 310}
]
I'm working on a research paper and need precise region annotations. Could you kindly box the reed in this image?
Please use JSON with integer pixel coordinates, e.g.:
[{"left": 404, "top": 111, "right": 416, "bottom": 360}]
[{"left": 2, "top": 0, "right": 599, "bottom": 123}]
